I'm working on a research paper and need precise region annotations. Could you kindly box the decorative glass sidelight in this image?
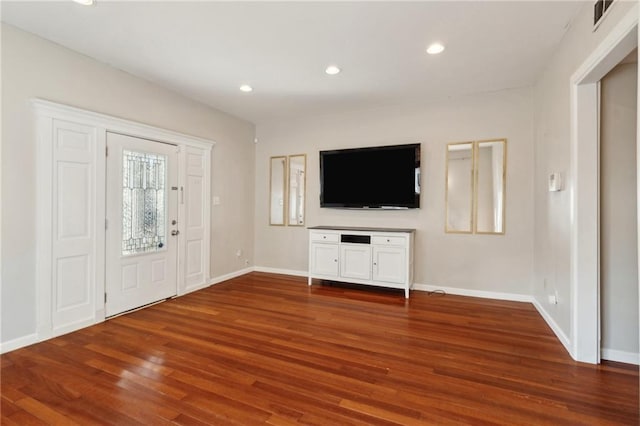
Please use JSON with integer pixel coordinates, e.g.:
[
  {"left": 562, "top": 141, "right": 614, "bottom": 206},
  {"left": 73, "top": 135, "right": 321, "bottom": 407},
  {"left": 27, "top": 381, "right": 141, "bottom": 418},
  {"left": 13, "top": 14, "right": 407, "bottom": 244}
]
[{"left": 121, "top": 150, "right": 167, "bottom": 255}]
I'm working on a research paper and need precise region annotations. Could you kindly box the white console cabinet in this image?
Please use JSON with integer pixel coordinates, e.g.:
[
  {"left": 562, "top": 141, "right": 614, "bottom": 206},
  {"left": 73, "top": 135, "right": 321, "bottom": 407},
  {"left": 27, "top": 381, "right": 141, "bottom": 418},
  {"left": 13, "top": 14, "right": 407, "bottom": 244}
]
[{"left": 308, "top": 226, "right": 415, "bottom": 298}]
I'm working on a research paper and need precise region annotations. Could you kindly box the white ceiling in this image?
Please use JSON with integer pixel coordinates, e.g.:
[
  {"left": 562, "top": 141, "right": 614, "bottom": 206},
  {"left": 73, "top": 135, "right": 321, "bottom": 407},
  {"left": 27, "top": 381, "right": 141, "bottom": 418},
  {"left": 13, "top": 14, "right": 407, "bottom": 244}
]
[{"left": 2, "top": 1, "right": 585, "bottom": 124}]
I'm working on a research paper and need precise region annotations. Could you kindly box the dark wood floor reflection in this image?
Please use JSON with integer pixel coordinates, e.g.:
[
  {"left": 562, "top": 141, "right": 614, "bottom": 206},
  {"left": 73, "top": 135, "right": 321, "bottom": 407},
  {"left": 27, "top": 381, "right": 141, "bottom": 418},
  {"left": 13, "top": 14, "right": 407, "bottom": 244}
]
[{"left": 2, "top": 272, "right": 638, "bottom": 425}]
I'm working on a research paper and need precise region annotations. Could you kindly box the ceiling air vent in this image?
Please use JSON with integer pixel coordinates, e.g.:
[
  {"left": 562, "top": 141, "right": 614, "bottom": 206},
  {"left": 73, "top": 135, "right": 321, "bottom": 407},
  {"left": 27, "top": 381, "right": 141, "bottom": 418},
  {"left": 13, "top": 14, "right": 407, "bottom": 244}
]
[{"left": 594, "top": 0, "right": 615, "bottom": 29}]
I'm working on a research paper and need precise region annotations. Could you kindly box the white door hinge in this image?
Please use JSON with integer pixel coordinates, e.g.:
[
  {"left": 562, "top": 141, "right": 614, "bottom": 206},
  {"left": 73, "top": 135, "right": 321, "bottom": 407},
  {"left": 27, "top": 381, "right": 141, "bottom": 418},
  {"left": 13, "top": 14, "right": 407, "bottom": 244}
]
[
  {"left": 104, "top": 293, "right": 107, "bottom": 303},
  {"left": 106, "top": 145, "right": 109, "bottom": 156}
]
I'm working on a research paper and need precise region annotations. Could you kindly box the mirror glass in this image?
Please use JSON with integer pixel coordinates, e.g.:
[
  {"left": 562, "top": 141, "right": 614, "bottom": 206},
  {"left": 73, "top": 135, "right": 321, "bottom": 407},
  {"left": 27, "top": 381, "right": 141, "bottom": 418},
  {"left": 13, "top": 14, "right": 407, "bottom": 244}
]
[
  {"left": 475, "top": 139, "right": 506, "bottom": 234},
  {"left": 446, "top": 142, "right": 474, "bottom": 233},
  {"left": 269, "top": 156, "right": 287, "bottom": 226},
  {"left": 288, "top": 154, "right": 306, "bottom": 226}
]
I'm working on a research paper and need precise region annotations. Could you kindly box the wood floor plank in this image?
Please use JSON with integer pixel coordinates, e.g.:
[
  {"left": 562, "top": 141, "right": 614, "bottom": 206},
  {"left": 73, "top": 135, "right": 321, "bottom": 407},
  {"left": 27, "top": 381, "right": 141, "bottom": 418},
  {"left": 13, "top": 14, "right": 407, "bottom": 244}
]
[
  {"left": 2, "top": 272, "right": 638, "bottom": 424},
  {"left": 14, "top": 396, "right": 81, "bottom": 425}
]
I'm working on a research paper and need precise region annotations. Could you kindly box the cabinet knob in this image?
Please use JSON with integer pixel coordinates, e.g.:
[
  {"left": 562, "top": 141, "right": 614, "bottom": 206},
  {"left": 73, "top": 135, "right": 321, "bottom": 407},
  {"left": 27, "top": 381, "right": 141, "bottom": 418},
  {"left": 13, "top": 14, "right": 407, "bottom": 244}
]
[
  {"left": 373, "top": 262, "right": 377, "bottom": 266},
  {"left": 386, "top": 239, "right": 390, "bottom": 242},
  {"left": 334, "top": 259, "right": 337, "bottom": 262}
]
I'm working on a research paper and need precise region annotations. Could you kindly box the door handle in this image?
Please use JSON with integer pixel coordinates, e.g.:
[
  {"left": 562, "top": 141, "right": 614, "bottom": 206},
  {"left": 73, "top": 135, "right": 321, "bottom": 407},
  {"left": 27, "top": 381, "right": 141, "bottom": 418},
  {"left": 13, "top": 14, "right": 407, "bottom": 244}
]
[{"left": 171, "top": 230, "right": 180, "bottom": 236}]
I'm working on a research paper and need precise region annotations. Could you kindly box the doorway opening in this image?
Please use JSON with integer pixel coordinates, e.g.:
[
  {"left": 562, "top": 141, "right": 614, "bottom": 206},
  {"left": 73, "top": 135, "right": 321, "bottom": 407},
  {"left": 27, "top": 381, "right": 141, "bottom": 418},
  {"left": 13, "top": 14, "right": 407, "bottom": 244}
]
[{"left": 599, "top": 50, "right": 639, "bottom": 364}]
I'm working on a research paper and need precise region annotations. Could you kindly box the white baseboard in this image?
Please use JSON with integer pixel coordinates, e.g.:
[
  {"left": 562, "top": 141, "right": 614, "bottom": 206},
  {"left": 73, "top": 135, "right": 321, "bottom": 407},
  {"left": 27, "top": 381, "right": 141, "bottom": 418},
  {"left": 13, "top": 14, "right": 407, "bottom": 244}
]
[
  {"left": 414, "top": 284, "right": 576, "bottom": 362},
  {"left": 413, "top": 283, "right": 533, "bottom": 303},
  {"left": 0, "top": 333, "right": 38, "bottom": 354},
  {"left": 531, "top": 298, "right": 574, "bottom": 359},
  {"left": 0, "top": 271, "right": 585, "bottom": 367},
  {"left": 253, "top": 266, "right": 308, "bottom": 277},
  {"left": 209, "top": 267, "right": 254, "bottom": 285},
  {"left": 0, "top": 268, "right": 255, "bottom": 355},
  {"left": 601, "top": 348, "right": 640, "bottom": 365}
]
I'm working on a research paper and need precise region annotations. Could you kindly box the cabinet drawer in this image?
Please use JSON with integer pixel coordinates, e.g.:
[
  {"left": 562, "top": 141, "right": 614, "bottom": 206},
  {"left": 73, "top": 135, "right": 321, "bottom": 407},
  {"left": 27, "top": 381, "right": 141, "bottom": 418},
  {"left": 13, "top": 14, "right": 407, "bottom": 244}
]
[
  {"left": 372, "top": 235, "right": 406, "bottom": 246},
  {"left": 310, "top": 232, "right": 339, "bottom": 243}
]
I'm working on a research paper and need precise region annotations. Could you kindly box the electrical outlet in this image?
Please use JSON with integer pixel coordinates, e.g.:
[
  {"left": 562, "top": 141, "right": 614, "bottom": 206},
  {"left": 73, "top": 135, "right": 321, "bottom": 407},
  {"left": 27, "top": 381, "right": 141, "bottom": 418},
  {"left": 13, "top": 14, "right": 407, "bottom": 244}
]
[
  {"left": 236, "top": 249, "right": 242, "bottom": 257},
  {"left": 548, "top": 295, "right": 557, "bottom": 305}
]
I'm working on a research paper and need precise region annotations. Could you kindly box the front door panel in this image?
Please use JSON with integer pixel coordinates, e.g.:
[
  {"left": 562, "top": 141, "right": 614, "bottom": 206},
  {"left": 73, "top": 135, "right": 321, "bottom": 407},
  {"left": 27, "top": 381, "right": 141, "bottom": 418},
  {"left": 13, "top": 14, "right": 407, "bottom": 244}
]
[{"left": 106, "top": 132, "right": 178, "bottom": 316}]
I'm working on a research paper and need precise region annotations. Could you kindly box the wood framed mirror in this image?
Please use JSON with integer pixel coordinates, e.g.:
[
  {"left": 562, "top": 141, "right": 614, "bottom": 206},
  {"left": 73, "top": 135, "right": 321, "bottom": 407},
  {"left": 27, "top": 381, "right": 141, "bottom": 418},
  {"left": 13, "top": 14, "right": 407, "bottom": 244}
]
[
  {"left": 288, "top": 154, "right": 306, "bottom": 226},
  {"left": 475, "top": 139, "right": 506, "bottom": 234},
  {"left": 269, "top": 156, "right": 287, "bottom": 226},
  {"left": 445, "top": 139, "right": 506, "bottom": 234},
  {"left": 445, "top": 142, "right": 474, "bottom": 233}
]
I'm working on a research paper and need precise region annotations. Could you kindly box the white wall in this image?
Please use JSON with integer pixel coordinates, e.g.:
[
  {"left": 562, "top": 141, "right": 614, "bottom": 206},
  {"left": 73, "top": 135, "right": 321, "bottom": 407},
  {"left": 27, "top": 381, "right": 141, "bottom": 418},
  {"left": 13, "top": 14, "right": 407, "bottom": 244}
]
[
  {"left": 255, "top": 87, "right": 535, "bottom": 296},
  {"left": 533, "top": 1, "right": 637, "bottom": 341},
  {"left": 1, "top": 24, "right": 256, "bottom": 343},
  {"left": 600, "top": 61, "right": 638, "bottom": 358}
]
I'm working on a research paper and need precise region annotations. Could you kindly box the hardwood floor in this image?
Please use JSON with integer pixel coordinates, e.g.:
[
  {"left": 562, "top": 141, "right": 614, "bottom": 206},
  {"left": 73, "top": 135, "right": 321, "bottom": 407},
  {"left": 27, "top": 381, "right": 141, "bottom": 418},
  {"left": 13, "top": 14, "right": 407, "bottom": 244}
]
[{"left": 2, "top": 272, "right": 638, "bottom": 425}]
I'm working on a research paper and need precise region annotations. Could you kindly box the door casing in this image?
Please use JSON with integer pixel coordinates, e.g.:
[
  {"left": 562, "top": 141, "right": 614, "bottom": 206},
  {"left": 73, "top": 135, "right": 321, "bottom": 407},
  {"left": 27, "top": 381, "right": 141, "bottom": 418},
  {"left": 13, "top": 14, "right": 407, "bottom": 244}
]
[
  {"left": 569, "top": 5, "right": 638, "bottom": 363},
  {"left": 33, "top": 99, "right": 213, "bottom": 343}
]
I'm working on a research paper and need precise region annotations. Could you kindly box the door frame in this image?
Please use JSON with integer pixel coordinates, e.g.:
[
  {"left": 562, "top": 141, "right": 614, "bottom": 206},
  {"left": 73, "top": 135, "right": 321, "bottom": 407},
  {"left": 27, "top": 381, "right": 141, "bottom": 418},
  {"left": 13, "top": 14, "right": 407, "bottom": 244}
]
[
  {"left": 569, "top": 5, "right": 638, "bottom": 363},
  {"left": 34, "top": 99, "right": 214, "bottom": 342}
]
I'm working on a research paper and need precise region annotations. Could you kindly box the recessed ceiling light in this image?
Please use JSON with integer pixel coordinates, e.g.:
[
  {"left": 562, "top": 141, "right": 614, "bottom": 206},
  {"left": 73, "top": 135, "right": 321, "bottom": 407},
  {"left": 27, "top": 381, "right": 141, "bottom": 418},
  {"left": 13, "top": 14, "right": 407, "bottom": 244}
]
[
  {"left": 325, "top": 65, "right": 341, "bottom": 75},
  {"left": 73, "top": 0, "right": 95, "bottom": 5},
  {"left": 426, "top": 43, "right": 445, "bottom": 55},
  {"left": 239, "top": 84, "right": 253, "bottom": 93}
]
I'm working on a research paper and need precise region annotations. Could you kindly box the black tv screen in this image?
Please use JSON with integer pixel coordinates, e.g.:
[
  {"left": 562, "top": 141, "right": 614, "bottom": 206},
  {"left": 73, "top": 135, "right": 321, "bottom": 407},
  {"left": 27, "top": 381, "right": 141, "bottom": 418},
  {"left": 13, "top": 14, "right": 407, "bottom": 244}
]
[{"left": 320, "top": 143, "right": 420, "bottom": 209}]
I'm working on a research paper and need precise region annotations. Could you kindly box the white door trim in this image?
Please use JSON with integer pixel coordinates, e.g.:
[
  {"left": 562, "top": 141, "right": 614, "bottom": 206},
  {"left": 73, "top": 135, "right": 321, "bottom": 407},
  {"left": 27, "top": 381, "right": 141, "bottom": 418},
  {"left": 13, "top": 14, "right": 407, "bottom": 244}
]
[
  {"left": 33, "top": 99, "right": 214, "bottom": 343},
  {"left": 33, "top": 99, "right": 215, "bottom": 149},
  {"left": 569, "top": 4, "right": 638, "bottom": 363}
]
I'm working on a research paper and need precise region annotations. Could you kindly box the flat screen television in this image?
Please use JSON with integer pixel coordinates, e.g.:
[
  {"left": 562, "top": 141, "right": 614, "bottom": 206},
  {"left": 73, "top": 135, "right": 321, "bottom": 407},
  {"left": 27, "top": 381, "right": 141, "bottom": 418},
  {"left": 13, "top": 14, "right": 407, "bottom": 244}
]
[{"left": 320, "top": 143, "right": 420, "bottom": 209}]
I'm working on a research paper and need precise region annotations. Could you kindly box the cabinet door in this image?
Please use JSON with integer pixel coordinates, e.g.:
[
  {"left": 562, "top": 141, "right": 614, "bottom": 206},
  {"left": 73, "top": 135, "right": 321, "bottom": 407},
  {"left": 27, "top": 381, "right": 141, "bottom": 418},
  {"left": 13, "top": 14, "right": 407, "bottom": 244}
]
[
  {"left": 340, "top": 244, "right": 372, "bottom": 280},
  {"left": 310, "top": 243, "right": 339, "bottom": 277},
  {"left": 373, "top": 246, "right": 406, "bottom": 284}
]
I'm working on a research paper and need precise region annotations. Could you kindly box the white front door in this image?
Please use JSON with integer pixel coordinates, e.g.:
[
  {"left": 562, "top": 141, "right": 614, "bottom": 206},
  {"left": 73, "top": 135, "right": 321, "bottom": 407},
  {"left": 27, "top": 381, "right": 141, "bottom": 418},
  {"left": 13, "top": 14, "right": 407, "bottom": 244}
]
[{"left": 106, "top": 132, "right": 179, "bottom": 317}]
